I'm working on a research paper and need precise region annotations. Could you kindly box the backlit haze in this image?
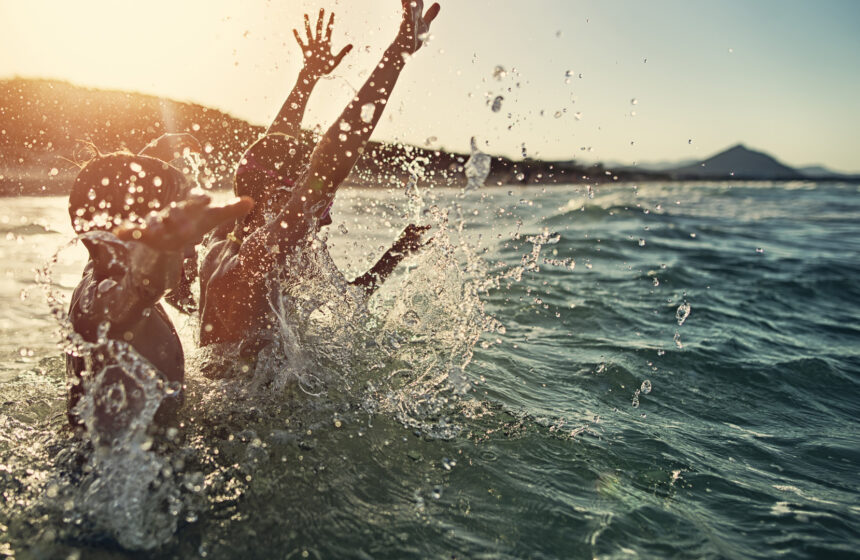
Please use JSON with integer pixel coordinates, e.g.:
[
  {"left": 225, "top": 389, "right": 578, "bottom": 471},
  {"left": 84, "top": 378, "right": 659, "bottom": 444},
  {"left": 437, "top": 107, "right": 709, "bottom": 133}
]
[{"left": 2, "top": 0, "right": 858, "bottom": 172}]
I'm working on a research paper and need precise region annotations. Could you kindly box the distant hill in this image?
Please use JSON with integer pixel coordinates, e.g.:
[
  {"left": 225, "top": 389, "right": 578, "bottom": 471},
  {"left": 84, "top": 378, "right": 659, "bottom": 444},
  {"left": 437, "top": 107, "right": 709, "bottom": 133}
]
[
  {"left": 670, "top": 144, "right": 804, "bottom": 180},
  {"left": 602, "top": 158, "right": 697, "bottom": 172},
  {"left": 798, "top": 165, "right": 845, "bottom": 178},
  {"left": 0, "top": 78, "right": 636, "bottom": 196}
]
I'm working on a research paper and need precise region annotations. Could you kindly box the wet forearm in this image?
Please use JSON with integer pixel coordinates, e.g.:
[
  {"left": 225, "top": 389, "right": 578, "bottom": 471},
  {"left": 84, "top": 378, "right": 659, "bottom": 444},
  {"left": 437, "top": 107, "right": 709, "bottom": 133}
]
[
  {"left": 306, "top": 42, "right": 408, "bottom": 194},
  {"left": 77, "top": 240, "right": 182, "bottom": 330},
  {"left": 268, "top": 69, "right": 320, "bottom": 136},
  {"left": 352, "top": 243, "right": 408, "bottom": 295}
]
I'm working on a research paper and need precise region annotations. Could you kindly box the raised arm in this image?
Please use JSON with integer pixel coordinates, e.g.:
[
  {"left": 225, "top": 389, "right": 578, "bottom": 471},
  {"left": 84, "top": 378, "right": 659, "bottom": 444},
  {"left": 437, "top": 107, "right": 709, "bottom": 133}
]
[
  {"left": 268, "top": 9, "right": 353, "bottom": 136},
  {"left": 299, "top": 1, "right": 441, "bottom": 197},
  {"left": 233, "top": 1, "right": 440, "bottom": 278}
]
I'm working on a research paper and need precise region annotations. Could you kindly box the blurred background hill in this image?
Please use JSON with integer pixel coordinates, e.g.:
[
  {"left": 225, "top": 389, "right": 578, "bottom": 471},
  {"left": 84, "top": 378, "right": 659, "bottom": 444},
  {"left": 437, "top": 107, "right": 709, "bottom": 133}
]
[{"left": 0, "top": 78, "right": 635, "bottom": 196}]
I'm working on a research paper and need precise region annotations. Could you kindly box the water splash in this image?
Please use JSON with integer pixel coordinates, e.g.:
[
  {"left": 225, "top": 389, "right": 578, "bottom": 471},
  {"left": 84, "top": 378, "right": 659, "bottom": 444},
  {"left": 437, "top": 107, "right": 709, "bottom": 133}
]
[
  {"left": 676, "top": 302, "right": 691, "bottom": 326},
  {"left": 464, "top": 137, "right": 491, "bottom": 191},
  {"left": 491, "top": 96, "right": 504, "bottom": 113},
  {"left": 32, "top": 241, "right": 185, "bottom": 550}
]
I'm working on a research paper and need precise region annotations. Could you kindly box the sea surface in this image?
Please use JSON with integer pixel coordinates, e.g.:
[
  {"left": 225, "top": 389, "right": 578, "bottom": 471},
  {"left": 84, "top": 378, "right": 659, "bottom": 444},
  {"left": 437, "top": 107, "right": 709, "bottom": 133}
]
[{"left": 0, "top": 181, "right": 858, "bottom": 559}]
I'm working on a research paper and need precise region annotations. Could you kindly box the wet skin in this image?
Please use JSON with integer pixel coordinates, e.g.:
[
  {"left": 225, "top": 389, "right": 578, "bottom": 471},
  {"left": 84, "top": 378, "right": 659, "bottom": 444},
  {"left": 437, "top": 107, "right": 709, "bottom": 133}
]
[
  {"left": 66, "top": 195, "right": 253, "bottom": 426},
  {"left": 197, "top": 1, "right": 440, "bottom": 349}
]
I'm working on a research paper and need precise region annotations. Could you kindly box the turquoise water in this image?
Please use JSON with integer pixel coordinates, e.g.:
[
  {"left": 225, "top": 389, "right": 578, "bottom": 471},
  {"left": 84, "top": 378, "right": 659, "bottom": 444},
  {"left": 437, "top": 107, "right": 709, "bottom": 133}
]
[{"left": 0, "top": 181, "right": 858, "bottom": 558}]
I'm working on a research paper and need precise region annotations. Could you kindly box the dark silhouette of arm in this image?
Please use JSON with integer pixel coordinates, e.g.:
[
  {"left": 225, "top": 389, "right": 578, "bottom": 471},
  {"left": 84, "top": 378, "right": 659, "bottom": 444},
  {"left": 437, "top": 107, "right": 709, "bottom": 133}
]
[
  {"left": 268, "top": 9, "right": 353, "bottom": 137},
  {"left": 225, "top": 1, "right": 440, "bottom": 283},
  {"left": 300, "top": 1, "right": 441, "bottom": 201},
  {"left": 233, "top": 1, "right": 441, "bottom": 278},
  {"left": 72, "top": 234, "right": 183, "bottom": 333},
  {"left": 82, "top": 195, "right": 252, "bottom": 330},
  {"left": 352, "top": 224, "right": 430, "bottom": 295}
]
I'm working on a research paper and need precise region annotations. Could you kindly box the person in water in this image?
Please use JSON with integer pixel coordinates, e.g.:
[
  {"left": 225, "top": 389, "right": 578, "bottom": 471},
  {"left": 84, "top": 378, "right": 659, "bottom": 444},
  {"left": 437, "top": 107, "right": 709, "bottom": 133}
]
[
  {"left": 65, "top": 141, "right": 252, "bottom": 438},
  {"left": 65, "top": 1, "right": 440, "bottom": 433},
  {"left": 198, "top": 1, "right": 441, "bottom": 356}
]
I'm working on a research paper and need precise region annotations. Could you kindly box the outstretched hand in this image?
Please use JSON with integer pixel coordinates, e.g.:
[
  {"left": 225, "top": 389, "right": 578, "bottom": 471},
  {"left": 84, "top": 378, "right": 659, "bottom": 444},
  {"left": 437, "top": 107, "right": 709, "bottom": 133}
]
[
  {"left": 396, "top": 0, "right": 441, "bottom": 55},
  {"left": 393, "top": 223, "right": 432, "bottom": 254},
  {"left": 115, "top": 195, "right": 254, "bottom": 252},
  {"left": 294, "top": 9, "right": 353, "bottom": 79}
]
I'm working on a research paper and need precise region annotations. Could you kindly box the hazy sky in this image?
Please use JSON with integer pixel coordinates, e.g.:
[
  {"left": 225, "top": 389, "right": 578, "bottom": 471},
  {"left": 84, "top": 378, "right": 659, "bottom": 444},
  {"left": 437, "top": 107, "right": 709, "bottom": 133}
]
[{"left": 2, "top": 0, "right": 859, "bottom": 172}]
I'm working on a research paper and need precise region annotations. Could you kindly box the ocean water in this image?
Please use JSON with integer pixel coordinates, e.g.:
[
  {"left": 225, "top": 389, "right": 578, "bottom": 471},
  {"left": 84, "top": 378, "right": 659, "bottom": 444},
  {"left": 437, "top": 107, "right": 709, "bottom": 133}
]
[{"left": 0, "top": 181, "right": 858, "bottom": 559}]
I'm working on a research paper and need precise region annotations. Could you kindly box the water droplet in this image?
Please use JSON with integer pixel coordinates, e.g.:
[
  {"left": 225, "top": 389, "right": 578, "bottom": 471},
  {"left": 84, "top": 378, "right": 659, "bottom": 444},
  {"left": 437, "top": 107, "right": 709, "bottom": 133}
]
[
  {"left": 339, "top": 120, "right": 351, "bottom": 132},
  {"left": 673, "top": 332, "right": 683, "bottom": 349},
  {"left": 360, "top": 103, "right": 376, "bottom": 123},
  {"left": 756, "top": 247, "right": 764, "bottom": 254},
  {"left": 632, "top": 395, "right": 640, "bottom": 408},
  {"left": 676, "top": 302, "right": 691, "bottom": 326},
  {"left": 49, "top": 167, "right": 58, "bottom": 176},
  {"left": 338, "top": 223, "right": 348, "bottom": 235},
  {"left": 493, "top": 65, "right": 507, "bottom": 80},
  {"left": 192, "top": 123, "right": 201, "bottom": 131},
  {"left": 402, "top": 310, "right": 421, "bottom": 327},
  {"left": 638, "top": 238, "right": 646, "bottom": 247},
  {"left": 631, "top": 98, "right": 638, "bottom": 105},
  {"left": 464, "top": 137, "right": 491, "bottom": 190},
  {"left": 640, "top": 380, "right": 652, "bottom": 394},
  {"left": 491, "top": 96, "right": 504, "bottom": 113}
]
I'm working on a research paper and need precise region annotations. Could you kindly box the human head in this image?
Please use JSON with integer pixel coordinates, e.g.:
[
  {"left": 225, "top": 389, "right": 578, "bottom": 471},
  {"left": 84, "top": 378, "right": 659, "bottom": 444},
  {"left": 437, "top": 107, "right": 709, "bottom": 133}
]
[
  {"left": 68, "top": 152, "right": 190, "bottom": 234},
  {"left": 234, "top": 133, "right": 330, "bottom": 230}
]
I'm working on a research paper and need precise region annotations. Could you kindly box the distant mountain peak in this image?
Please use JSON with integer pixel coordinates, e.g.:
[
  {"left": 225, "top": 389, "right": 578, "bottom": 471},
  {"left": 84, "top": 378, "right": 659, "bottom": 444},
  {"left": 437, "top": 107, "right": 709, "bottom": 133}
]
[{"left": 671, "top": 143, "right": 803, "bottom": 180}]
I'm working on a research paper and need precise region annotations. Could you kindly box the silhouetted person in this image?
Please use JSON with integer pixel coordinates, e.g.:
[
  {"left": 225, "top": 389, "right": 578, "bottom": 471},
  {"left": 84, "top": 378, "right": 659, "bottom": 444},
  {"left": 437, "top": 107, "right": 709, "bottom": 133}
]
[
  {"left": 66, "top": 148, "right": 251, "bottom": 440},
  {"left": 199, "top": 2, "right": 440, "bottom": 359}
]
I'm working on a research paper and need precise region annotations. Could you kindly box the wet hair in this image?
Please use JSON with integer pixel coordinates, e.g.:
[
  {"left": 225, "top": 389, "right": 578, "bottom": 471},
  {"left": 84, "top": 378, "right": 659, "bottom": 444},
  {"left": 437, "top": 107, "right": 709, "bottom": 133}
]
[
  {"left": 68, "top": 152, "right": 189, "bottom": 234},
  {"left": 234, "top": 133, "right": 312, "bottom": 230},
  {"left": 235, "top": 133, "right": 309, "bottom": 199}
]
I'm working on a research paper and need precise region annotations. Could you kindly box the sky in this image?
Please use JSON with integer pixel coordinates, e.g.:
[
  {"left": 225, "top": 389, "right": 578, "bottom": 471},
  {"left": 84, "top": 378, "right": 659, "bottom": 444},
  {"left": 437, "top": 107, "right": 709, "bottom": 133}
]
[{"left": 2, "top": 0, "right": 859, "bottom": 172}]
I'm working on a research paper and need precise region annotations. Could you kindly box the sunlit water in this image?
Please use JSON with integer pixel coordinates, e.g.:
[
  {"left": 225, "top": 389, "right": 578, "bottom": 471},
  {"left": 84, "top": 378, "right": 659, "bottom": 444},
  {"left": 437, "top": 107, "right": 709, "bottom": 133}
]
[{"left": 1, "top": 181, "right": 858, "bottom": 558}]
